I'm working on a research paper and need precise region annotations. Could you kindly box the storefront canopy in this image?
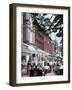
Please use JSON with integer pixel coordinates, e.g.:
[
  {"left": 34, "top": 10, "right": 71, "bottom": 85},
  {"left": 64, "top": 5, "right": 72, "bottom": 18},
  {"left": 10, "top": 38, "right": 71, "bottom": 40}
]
[{"left": 21, "top": 43, "right": 36, "bottom": 54}]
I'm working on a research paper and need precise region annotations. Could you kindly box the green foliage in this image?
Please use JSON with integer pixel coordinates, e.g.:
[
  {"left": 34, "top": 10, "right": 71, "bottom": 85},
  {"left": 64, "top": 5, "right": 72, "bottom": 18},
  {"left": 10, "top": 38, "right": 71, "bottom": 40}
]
[{"left": 31, "top": 13, "right": 63, "bottom": 45}]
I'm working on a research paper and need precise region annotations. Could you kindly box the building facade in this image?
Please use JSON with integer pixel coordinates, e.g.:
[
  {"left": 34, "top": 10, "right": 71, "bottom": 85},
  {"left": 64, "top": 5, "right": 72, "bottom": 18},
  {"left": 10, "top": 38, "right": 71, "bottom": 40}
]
[{"left": 21, "top": 13, "right": 57, "bottom": 54}]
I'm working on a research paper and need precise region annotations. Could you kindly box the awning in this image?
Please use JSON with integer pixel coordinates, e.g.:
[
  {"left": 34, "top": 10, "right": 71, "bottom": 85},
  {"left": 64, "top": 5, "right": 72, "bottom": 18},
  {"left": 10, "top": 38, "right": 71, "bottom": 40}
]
[{"left": 21, "top": 43, "right": 36, "bottom": 54}]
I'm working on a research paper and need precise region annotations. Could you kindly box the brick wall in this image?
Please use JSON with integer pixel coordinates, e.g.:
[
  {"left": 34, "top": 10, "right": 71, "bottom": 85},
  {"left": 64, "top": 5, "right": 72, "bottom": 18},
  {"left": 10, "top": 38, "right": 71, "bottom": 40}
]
[
  {"left": 35, "top": 30, "right": 44, "bottom": 50},
  {"left": 35, "top": 30, "right": 55, "bottom": 54}
]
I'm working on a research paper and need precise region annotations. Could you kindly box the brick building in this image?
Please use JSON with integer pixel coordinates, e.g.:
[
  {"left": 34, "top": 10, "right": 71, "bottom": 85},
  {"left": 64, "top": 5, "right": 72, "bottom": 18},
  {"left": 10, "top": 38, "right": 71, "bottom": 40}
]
[
  {"left": 21, "top": 13, "right": 56, "bottom": 55},
  {"left": 34, "top": 25, "right": 55, "bottom": 54}
]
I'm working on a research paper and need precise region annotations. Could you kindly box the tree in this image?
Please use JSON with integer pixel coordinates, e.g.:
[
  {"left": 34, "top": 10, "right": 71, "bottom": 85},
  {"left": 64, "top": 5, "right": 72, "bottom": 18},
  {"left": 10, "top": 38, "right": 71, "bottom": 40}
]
[{"left": 31, "top": 13, "right": 63, "bottom": 56}]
